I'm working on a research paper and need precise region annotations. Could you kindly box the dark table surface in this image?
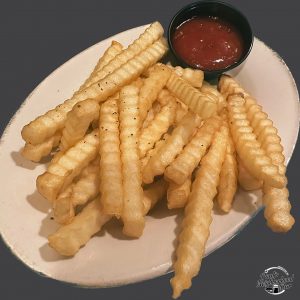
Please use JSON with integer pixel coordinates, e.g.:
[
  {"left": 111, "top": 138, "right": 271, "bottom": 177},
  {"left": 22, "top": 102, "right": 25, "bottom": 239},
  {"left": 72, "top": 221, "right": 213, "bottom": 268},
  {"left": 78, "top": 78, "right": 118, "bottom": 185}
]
[{"left": 0, "top": 0, "right": 299, "bottom": 299}]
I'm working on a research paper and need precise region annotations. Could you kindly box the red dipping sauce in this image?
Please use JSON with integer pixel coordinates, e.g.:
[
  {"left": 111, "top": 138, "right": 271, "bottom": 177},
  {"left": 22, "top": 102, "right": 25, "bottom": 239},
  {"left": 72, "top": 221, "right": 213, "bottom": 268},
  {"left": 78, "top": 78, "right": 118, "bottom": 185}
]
[{"left": 172, "top": 16, "right": 244, "bottom": 70}]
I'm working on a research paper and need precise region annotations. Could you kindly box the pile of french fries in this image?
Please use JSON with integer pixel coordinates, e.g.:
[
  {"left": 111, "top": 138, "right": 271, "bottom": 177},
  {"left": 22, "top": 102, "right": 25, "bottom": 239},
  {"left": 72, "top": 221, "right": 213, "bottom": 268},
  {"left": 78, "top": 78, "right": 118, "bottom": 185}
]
[{"left": 20, "top": 22, "right": 294, "bottom": 298}]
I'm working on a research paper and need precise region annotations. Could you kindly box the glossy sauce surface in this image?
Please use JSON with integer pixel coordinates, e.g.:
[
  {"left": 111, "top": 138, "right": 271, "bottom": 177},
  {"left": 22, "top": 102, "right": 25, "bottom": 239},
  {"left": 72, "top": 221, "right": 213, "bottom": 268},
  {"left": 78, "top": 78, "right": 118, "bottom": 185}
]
[{"left": 172, "top": 16, "right": 244, "bottom": 70}]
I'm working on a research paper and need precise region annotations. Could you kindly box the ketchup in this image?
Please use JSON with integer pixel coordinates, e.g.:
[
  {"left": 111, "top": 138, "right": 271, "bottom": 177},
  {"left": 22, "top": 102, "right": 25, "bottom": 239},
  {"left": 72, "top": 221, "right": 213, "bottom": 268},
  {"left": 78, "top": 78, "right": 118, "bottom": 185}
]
[{"left": 172, "top": 16, "right": 244, "bottom": 70}]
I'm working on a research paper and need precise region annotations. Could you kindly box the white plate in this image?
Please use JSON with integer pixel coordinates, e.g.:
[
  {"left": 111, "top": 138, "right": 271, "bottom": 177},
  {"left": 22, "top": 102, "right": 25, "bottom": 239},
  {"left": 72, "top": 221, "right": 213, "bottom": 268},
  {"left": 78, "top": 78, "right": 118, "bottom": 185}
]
[{"left": 0, "top": 24, "right": 299, "bottom": 287}]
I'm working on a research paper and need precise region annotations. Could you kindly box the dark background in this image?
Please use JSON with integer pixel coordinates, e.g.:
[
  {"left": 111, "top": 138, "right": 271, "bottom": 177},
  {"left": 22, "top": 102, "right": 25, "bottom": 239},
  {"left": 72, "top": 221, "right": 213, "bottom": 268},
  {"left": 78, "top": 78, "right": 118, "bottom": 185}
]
[{"left": 0, "top": 0, "right": 299, "bottom": 299}]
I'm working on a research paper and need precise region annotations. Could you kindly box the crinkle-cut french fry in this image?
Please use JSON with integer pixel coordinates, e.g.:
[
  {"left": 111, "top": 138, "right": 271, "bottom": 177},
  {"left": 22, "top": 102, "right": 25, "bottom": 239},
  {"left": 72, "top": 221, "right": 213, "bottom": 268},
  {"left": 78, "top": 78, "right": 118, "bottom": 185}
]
[
  {"left": 99, "top": 96, "right": 123, "bottom": 216},
  {"left": 119, "top": 85, "right": 145, "bottom": 237},
  {"left": 167, "top": 177, "right": 191, "bottom": 209},
  {"left": 227, "top": 94, "right": 286, "bottom": 188},
  {"left": 174, "top": 101, "right": 188, "bottom": 125},
  {"left": 48, "top": 197, "right": 111, "bottom": 256},
  {"left": 164, "top": 116, "right": 221, "bottom": 185},
  {"left": 216, "top": 115, "right": 238, "bottom": 213},
  {"left": 37, "top": 129, "right": 99, "bottom": 201},
  {"left": 237, "top": 155, "right": 262, "bottom": 190},
  {"left": 53, "top": 185, "right": 74, "bottom": 225},
  {"left": 139, "top": 64, "right": 172, "bottom": 122},
  {"left": 71, "top": 159, "right": 100, "bottom": 206},
  {"left": 142, "top": 101, "right": 161, "bottom": 129},
  {"left": 166, "top": 72, "right": 217, "bottom": 118},
  {"left": 201, "top": 81, "right": 226, "bottom": 111},
  {"left": 141, "top": 133, "right": 170, "bottom": 171},
  {"left": 60, "top": 99, "right": 100, "bottom": 151},
  {"left": 218, "top": 74, "right": 249, "bottom": 99},
  {"left": 21, "top": 38, "right": 168, "bottom": 145},
  {"left": 143, "top": 178, "right": 168, "bottom": 214},
  {"left": 21, "top": 132, "right": 61, "bottom": 162},
  {"left": 139, "top": 100, "right": 176, "bottom": 158},
  {"left": 167, "top": 64, "right": 204, "bottom": 88},
  {"left": 171, "top": 125, "right": 228, "bottom": 299},
  {"left": 80, "top": 22, "right": 164, "bottom": 88},
  {"left": 143, "top": 112, "right": 201, "bottom": 184},
  {"left": 79, "top": 41, "right": 123, "bottom": 90},
  {"left": 48, "top": 180, "right": 166, "bottom": 257}
]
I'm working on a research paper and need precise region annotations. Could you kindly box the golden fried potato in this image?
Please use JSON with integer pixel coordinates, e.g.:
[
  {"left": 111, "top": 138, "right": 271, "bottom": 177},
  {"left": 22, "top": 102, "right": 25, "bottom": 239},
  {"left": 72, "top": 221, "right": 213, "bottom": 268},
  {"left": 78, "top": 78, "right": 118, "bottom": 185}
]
[
  {"left": 164, "top": 116, "right": 221, "bottom": 185},
  {"left": 216, "top": 115, "right": 238, "bottom": 213},
  {"left": 166, "top": 72, "right": 217, "bottom": 118},
  {"left": 237, "top": 156, "right": 262, "bottom": 190},
  {"left": 79, "top": 41, "right": 123, "bottom": 90},
  {"left": 119, "top": 85, "right": 145, "bottom": 237},
  {"left": 139, "top": 64, "right": 171, "bottom": 122},
  {"left": 167, "top": 177, "right": 191, "bottom": 209},
  {"left": 139, "top": 100, "right": 176, "bottom": 158},
  {"left": 99, "top": 96, "right": 123, "bottom": 216},
  {"left": 218, "top": 74, "right": 249, "bottom": 100},
  {"left": 60, "top": 99, "right": 100, "bottom": 151},
  {"left": 227, "top": 94, "right": 286, "bottom": 188},
  {"left": 171, "top": 125, "right": 228, "bottom": 298},
  {"left": 22, "top": 38, "right": 168, "bottom": 145},
  {"left": 21, "top": 132, "right": 61, "bottom": 162},
  {"left": 37, "top": 129, "right": 99, "bottom": 201},
  {"left": 143, "top": 112, "right": 201, "bottom": 184},
  {"left": 53, "top": 186, "right": 74, "bottom": 225},
  {"left": 142, "top": 101, "right": 161, "bottom": 129},
  {"left": 201, "top": 81, "right": 226, "bottom": 111}
]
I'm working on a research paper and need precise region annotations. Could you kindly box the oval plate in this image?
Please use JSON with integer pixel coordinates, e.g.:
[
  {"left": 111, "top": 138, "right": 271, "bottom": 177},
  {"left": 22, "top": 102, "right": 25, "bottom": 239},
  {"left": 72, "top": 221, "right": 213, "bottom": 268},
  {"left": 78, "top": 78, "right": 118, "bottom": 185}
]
[{"left": 0, "top": 24, "right": 299, "bottom": 287}]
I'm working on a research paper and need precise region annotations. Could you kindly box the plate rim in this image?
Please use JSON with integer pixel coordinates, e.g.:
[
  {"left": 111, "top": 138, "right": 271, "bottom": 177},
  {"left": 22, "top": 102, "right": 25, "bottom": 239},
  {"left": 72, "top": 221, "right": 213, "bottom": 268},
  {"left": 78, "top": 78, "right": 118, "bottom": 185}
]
[{"left": 0, "top": 24, "right": 299, "bottom": 288}]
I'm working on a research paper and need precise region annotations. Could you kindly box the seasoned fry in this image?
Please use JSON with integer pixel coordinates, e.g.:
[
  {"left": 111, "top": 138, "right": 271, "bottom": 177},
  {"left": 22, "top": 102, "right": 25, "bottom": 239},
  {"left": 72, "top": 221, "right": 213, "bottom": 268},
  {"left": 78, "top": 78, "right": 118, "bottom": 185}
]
[
  {"left": 79, "top": 41, "right": 123, "bottom": 90},
  {"left": 143, "top": 112, "right": 201, "bottom": 184},
  {"left": 142, "top": 101, "right": 161, "bottom": 129},
  {"left": 119, "top": 85, "right": 145, "bottom": 237},
  {"left": 171, "top": 126, "right": 228, "bottom": 298},
  {"left": 216, "top": 116, "right": 238, "bottom": 213},
  {"left": 48, "top": 198, "right": 111, "bottom": 256},
  {"left": 168, "top": 65, "right": 204, "bottom": 88},
  {"left": 99, "top": 96, "right": 123, "bottom": 216},
  {"left": 218, "top": 74, "right": 249, "bottom": 99},
  {"left": 21, "top": 132, "right": 61, "bottom": 162},
  {"left": 139, "top": 64, "right": 171, "bottom": 122},
  {"left": 167, "top": 177, "right": 191, "bottom": 209},
  {"left": 22, "top": 38, "right": 168, "bottom": 145},
  {"left": 164, "top": 116, "right": 221, "bottom": 185},
  {"left": 37, "top": 129, "right": 99, "bottom": 201},
  {"left": 166, "top": 72, "right": 217, "bottom": 118},
  {"left": 237, "top": 155, "right": 262, "bottom": 190},
  {"left": 227, "top": 94, "right": 286, "bottom": 188},
  {"left": 139, "top": 100, "right": 176, "bottom": 157},
  {"left": 60, "top": 99, "right": 100, "bottom": 151},
  {"left": 53, "top": 186, "right": 74, "bottom": 225},
  {"left": 143, "top": 178, "right": 168, "bottom": 214},
  {"left": 201, "top": 81, "right": 226, "bottom": 111}
]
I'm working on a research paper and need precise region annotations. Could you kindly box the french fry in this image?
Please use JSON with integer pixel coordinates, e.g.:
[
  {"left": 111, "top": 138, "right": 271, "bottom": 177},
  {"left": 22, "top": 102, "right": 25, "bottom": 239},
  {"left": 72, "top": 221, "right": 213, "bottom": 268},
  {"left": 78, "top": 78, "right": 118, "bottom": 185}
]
[
  {"left": 142, "top": 101, "right": 161, "bottom": 129},
  {"left": 60, "top": 99, "right": 100, "bottom": 151},
  {"left": 164, "top": 116, "right": 221, "bottom": 185},
  {"left": 166, "top": 72, "right": 217, "bottom": 118},
  {"left": 21, "top": 132, "right": 61, "bottom": 162},
  {"left": 216, "top": 115, "right": 238, "bottom": 213},
  {"left": 139, "top": 100, "right": 176, "bottom": 158},
  {"left": 119, "top": 85, "right": 145, "bottom": 237},
  {"left": 21, "top": 38, "right": 168, "bottom": 145},
  {"left": 99, "top": 96, "right": 123, "bottom": 216},
  {"left": 37, "top": 129, "right": 99, "bottom": 201},
  {"left": 167, "top": 64, "right": 204, "bottom": 88},
  {"left": 167, "top": 177, "right": 191, "bottom": 209},
  {"left": 201, "top": 81, "right": 226, "bottom": 111},
  {"left": 141, "top": 133, "right": 170, "bottom": 171},
  {"left": 218, "top": 74, "right": 249, "bottom": 99},
  {"left": 48, "top": 179, "right": 166, "bottom": 257},
  {"left": 143, "top": 112, "right": 201, "bottom": 184},
  {"left": 79, "top": 41, "right": 123, "bottom": 90},
  {"left": 227, "top": 94, "right": 286, "bottom": 188},
  {"left": 139, "top": 64, "right": 172, "bottom": 122},
  {"left": 53, "top": 186, "right": 74, "bottom": 225},
  {"left": 171, "top": 125, "right": 228, "bottom": 298},
  {"left": 237, "top": 155, "right": 262, "bottom": 190},
  {"left": 143, "top": 178, "right": 168, "bottom": 214}
]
